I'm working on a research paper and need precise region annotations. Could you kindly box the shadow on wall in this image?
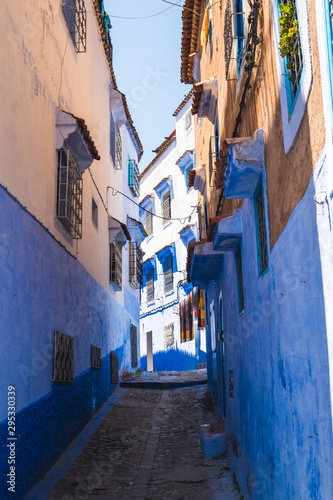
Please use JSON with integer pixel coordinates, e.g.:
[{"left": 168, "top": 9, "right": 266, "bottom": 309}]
[{"left": 140, "top": 347, "right": 206, "bottom": 372}]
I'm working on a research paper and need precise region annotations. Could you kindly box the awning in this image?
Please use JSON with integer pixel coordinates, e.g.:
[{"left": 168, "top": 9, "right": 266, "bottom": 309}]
[
  {"left": 56, "top": 109, "right": 100, "bottom": 173},
  {"left": 192, "top": 76, "right": 218, "bottom": 124},
  {"left": 188, "top": 165, "right": 206, "bottom": 196},
  {"left": 187, "top": 241, "right": 223, "bottom": 288},
  {"left": 108, "top": 216, "right": 131, "bottom": 247},
  {"left": 127, "top": 216, "right": 147, "bottom": 243}
]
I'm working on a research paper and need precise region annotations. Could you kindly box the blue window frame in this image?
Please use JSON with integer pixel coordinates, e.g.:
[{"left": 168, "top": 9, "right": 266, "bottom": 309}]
[
  {"left": 324, "top": 0, "right": 333, "bottom": 109},
  {"left": 254, "top": 178, "right": 268, "bottom": 277},
  {"left": 277, "top": 0, "right": 303, "bottom": 115},
  {"left": 235, "top": 245, "right": 244, "bottom": 314},
  {"left": 234, "top": 0, "right": 245, "bottom": 77}
]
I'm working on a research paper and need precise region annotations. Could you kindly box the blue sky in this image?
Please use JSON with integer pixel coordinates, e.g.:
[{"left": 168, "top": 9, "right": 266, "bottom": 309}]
[{"left": 104, "top": 0, "right": 191, "bottom": 171}]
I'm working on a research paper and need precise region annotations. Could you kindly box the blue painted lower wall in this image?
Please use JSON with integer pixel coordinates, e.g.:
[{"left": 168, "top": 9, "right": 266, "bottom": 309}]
[
  {"left": 203, "top": 150, "right": 333, "bottom": 499},
  {"left": 0, "top": 186, "right": 139, "bottom": 498}
]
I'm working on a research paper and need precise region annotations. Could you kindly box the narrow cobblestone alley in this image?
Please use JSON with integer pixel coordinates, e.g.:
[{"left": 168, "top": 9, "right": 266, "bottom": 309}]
[{"left": 27, "top": 378, "right": 241, "bottom": 500}]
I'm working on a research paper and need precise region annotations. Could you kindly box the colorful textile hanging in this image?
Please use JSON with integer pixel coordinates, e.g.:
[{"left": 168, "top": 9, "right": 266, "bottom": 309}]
[
  {"left": 197, "top": 288, "right": 205, "bottom": 330},
  {"left": 189, "top": 291, "right": 194, "bottom": 340},
  {"left": 179, "top": 301, "right": 185, "bottom": 343}
]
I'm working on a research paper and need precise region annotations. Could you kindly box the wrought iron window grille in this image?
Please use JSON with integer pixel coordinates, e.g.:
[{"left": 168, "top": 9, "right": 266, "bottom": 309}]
[
  {"left": 57, "top": 148, "right": 83, "bottom": 239},
  {"left": 110, "top": 241, "right": 122, "bottom": 290},
  {"left": 224, "top": 0, "right": 246, "bottom": 81},
  {"left": 162, "top": 191, "right": 171, "bottom": 221},
  {"left": 62, "top": 0, "right": 87, "bottom": 53},
  {"left": 163, "top": 256, "right": 173, "bottom": 293},
  {"left": 164, "top": 323, "right": 175, "bottom": 347},
  {"left": 128, "top": 159, "right": 140, "bottom": 197},
  {"left": 91, "top": 345, "right": 102, "bottom": 369},
  {"left": 129, "top": 242, "right": 143, "bottom": 289},
  {"left": 145, "top": 210, "right": 153, "bottom": 236},
  {"left": 111, "top": 122, "right": 122, "bottom": 170},
  {"left": 255, "top": 185, "right": 268, "bottom": 274},
  {"left": 278, "top": 0, "right": 303, "bottom": 101},
  {"left": 52, "top": 331, "right": 74, "bottom": 383}
]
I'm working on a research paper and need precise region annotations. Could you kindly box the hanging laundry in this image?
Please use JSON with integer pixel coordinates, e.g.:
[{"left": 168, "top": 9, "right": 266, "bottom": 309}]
[
  {"left": 201, "top": 7, "right": 209, "bottom": 45},
  {"left": 197, "top": 77, "right": 218, "bottom": 124}
]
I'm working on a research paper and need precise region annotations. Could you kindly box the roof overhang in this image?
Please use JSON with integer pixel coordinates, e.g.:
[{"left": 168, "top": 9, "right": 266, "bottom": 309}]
[
  {"left": 180, "top": 0, "right": 202, "bottom": 84},
  {"left": 56, "top": 109, "right": 100, "bottom": 173},
  {"left": 108, "top": 216, "right": 131, "bottom": 247},
  {"left": 127, "top": 216, "right": 147, "bottom": 243}
]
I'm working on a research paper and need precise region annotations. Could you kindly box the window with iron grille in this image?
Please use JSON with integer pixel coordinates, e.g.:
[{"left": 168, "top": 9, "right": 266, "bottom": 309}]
[
  {"left": 110, "top": 241, "right": 122, "bottom": 290},
  {"left": 164, "top": 323, "right": 174, "bottom": 347},
  {"left": 229, "top": 370, "right": 234, "bottom": 398},
  {"left": 62, "top": 0, "right": 87, "bottom": 53},
  {"left": 184, "top": 110, "right": 192, "bottom": 130},
  {"left": 278, "top": 0, "right": 303, "bottom": 106},
  {"left": 52, "top": 331, "right": 74, "bottom": 383},
  {"left": 236, "top": 246, "right": 244, "bottom": 313},
  {"left": 91, "top": 345, "right": 102, "bottom": 369},
  {"left": 162, "top": 191, "right": 171, "bottom": 222},
  {"left": 145, "top": 209, "right": 153, "bottom": 236},
  {"left": 130, "top": 324, "right": 138, "bottom": 367},
  {"left": 254, "top": 183, "right": 268, "bottom": 275},
  {"left": 224, "top": 0, "right": 246, "bottom": 80},
  {"left": 57, "top": 148, "right": 83, "bottom": 239},
  {"left": 128, "top": 159, "right": 140, "bottom": 197},
  {"left": 146, "top": 268, "right": 154, "bottom": 302},
  {"left": 110, "top": 121, "right": 122, "bottom": 170},
  {"left": 163, "top": 255, "right": 173, "bottom": 293},
  {"left": 129, "top": 242, "right": 143, "bottom": 288}
]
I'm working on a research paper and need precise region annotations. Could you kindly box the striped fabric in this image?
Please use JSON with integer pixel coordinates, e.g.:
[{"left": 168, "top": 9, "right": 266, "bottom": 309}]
[
  {"left": 179, "top": 292, "right": 194, "bottom": 342},
  {"left": 197, "top": 288, "right": 205, "bottom": 330}
]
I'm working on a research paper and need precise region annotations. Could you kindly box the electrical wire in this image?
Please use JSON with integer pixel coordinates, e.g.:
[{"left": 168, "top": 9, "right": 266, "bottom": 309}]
[
  {"left": 87, "top": 0, "right": 183, "bottom": 20},
  {"left": 107, "top": 186, "right": 199, "bottom": 225}
]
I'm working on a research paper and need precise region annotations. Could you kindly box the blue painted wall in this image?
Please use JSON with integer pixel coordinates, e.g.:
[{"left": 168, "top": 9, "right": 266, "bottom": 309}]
[
  {"left": 204, "top": 152, "right": 333, "bottom": 498},
  {"left": 0, "top": 186, "right": 138, "bottom": 498}
]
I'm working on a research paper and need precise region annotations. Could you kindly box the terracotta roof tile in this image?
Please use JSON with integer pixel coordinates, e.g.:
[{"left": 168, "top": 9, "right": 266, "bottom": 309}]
[
  {"left": 67, "top": 112, "right": 100, "bottom": 160},
  {"left": 180, "top": 0, "right": 202, "bottom": 84}
]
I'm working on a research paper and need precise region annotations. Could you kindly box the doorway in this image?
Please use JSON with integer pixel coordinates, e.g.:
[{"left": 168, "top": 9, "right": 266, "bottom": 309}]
[{"left": 147, "top": 331, "right": 153, "bottom": 372}]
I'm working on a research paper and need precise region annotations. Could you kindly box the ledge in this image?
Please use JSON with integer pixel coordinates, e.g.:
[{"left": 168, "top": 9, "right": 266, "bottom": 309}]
[
  {"left": 213, "top": 209, "right": 242, "bottom": 251},
  {"left": 188, "top": 241, "right": 223, "bottom": 288},
  {"left": 224, "top": 129, "right": 264, "bottom": 199}
]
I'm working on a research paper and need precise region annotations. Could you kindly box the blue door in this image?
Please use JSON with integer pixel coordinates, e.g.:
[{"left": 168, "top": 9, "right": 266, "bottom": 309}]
[{"left": 210, "top": 300, "right": 218, "bottom": 406}]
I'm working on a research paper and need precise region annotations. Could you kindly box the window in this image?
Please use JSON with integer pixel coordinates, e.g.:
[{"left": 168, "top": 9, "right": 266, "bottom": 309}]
[
  {"left": 277, "top": 0, "right": 303, "bottom": 110},
  {"left": 129, "top": 242, "right": 143, "bottom": 288},
  {"left": 185, "top": 164, "right": 194, "bottom": 191},
  {"left": 57, "top": 148, "right": 83, "bottom": 239},
  {"left": 128, "top": 158, "right": 140, "bottom": 197},
  {"left": 52, "top": 331, "right": 74, "bottom": 383},
  {"left": 61, "top": 0, "right": 87, "bottom": 53},
  {"left": 184, "top": 110, "right": 192, "bottom": 130},
  {"left": 164, "top": 323, "right": 174, "bottom": 346},
  {"left": 236, "top": 246, "right": 244, "bottom": 313},
  {"left": 324, "top": 0, "right": 333, "bottom": 107},
  {"left": 235, "top": 0, "right": 245, "bottom": 76},
  {"left": 144, "top": 209, "right": 153, "bottom": 236},
  {"left": 162, "top": 191, "right": 171, "bottom": 222},
  {"left": 146, "top": 268, "right": 154, "bottom": 302},
  {"left": 254, "top": 181, "right": 268, "bottom": 275},
  {"left": 92, "top": 198, "right": 98, "bottom": 228},
  {"left": 91, "top": 345, "right": 102, "bottom": 369},
  {"left": 110, "top": 120, "right": 122, "bottom": 170},
  {"left": 163, "top": 255, "right": 173, "bottom": 293},
  {"left": 110, "top": 241, "right": 122, "bottom": 290}
]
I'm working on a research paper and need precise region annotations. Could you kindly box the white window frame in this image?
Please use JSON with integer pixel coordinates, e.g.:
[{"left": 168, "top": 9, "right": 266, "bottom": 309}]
[{"left": 271, "top": 0, "right": 312, "bottom": 152}]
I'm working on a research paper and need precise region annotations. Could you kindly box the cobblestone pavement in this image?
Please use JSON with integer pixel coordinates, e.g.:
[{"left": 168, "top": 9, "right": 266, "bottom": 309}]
[{"left": 31, "top": 383, "right": 242, "bottom": 500}]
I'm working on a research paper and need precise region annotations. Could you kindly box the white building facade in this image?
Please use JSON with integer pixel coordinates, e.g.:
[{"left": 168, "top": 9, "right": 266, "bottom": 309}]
[
  {"left": 0, "top": 1, "right": 143, "bottom": 496},
  {"left": 139, "top": 95, "right": 206, "bottom": 372}
]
